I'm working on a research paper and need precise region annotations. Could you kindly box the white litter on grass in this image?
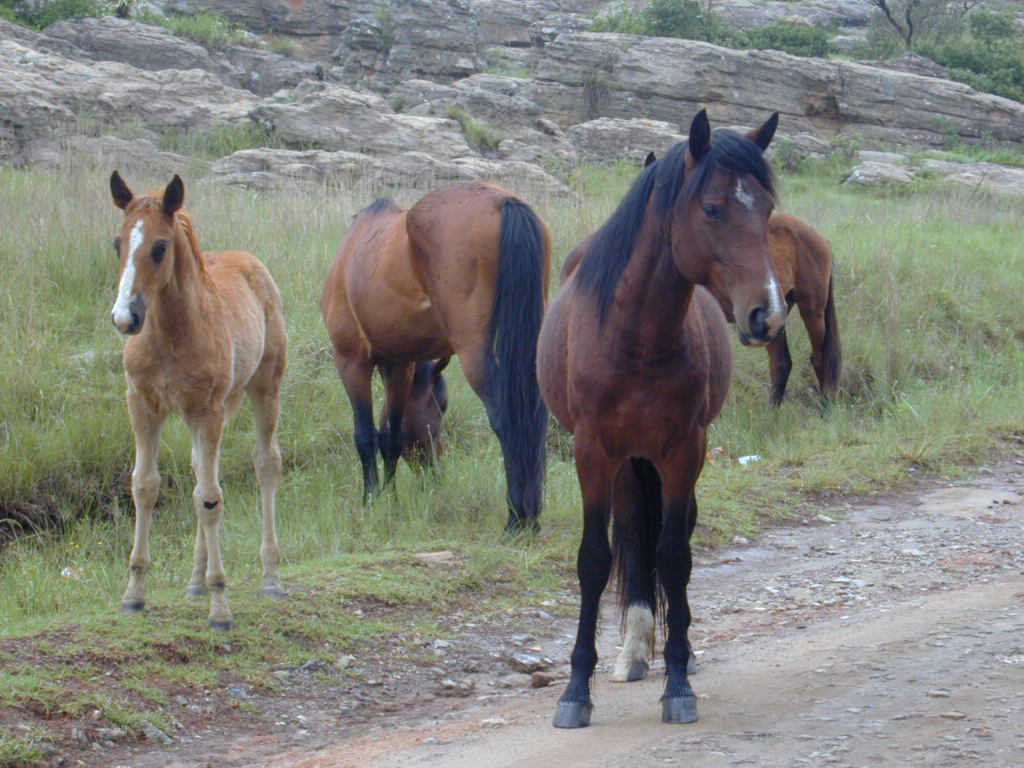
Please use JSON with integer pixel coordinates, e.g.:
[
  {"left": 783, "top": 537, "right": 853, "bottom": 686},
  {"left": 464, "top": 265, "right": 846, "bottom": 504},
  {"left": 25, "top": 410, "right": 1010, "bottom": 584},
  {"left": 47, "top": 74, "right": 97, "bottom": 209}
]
[
  {"left": 737, "top": 454, "right": 762, "bottom": 466},
  {"left": 60, "top": 566, "right": 83, "bottom": 579}
]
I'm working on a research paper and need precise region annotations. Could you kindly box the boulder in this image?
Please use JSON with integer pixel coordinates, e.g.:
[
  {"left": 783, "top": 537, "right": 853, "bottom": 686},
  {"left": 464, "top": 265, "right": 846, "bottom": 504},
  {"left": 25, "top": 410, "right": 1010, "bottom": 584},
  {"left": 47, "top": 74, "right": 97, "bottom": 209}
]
[
  {"left": 474, "top": 0, "right": 562, "bottom": 48},
  {"left": 252, "top": 80, "right": 473, "bottom": 159},
  {"left": 28, "top": 135, "right": 196, "bottom": 176},
  {"left": 207, "top": 147, "right": 376, "bottom": 189},
  {"left": 917, "top": 159, "right": 1024, "bottom": 196},
  {"left": 843, "top": 161, "right": 914, "bottom": 186},
  {"left": 567, "top": 117, "right": 684, "bottom": 165}
]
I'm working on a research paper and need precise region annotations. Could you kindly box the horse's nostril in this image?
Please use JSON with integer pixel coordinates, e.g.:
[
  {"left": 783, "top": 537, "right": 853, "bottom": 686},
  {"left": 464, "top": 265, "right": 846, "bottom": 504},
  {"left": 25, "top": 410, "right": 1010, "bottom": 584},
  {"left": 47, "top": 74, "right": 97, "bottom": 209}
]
[{"left": 748, "top": 307, "right": 768, "bottom": 339}]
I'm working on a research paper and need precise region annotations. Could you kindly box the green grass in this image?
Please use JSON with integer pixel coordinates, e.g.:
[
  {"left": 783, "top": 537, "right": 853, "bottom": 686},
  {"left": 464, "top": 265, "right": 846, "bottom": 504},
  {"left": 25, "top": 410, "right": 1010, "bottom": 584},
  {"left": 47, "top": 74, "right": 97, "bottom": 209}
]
[
  {"left": 443, "top": 105, "right": 506, "bottom": 155},
  {"left": 0, "top": 150, "right": 1022, "bottom": 763}
]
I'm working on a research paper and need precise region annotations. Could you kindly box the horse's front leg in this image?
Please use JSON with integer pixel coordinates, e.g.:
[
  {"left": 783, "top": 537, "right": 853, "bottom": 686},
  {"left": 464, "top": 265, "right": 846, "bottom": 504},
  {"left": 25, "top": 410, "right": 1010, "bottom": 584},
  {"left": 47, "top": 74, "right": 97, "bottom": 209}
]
[
  {"left": 121, "top": 390, "right": 165, "bottom": 614},
  {"left": 554, "top": 436, "right": 616, "bottom": 728},
  {"left": 378, "top": 362, "right": 414, "bottom": 487},
  {"left": 187, "top": 410, "right": 232, "bottom": 631},
  {"left": 656, "top": 447, "right": 704, "bottom": 724}
]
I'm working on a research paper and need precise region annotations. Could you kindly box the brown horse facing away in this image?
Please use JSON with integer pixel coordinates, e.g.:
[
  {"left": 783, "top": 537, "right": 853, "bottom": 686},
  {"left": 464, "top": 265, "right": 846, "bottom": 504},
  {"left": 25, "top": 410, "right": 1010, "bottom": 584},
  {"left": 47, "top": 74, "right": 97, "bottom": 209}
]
[
  {"left": 537, "top": 109, "right": 785, "bottom": 728},
  {"left": 109, "top": 172, "right": 287, "bottom": 631},
  {"left": 562, "top": 204, "right": 842, "bottom": 406},
  {"left": 321, "top": 180, "right": 551, "bottom": 532}
]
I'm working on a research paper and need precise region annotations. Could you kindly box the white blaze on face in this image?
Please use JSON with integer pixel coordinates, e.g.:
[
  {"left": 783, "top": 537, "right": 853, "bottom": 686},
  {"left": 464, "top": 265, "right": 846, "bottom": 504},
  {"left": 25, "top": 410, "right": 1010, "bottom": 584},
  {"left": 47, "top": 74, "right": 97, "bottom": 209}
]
[
  {"left": 766, "top": 267, "right": 785, "bottom": 319},
  {"left": 112, "top": 219, "right": 145, "bottom": 329},
  {"left": 734, "top": 179, "right": 754, "bottom": 210}
]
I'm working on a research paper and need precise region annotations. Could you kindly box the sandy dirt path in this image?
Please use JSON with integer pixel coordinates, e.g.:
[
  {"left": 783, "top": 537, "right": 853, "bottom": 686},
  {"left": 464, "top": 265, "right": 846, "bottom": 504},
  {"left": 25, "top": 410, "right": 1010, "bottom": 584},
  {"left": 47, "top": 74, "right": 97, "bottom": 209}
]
[{"left": 265, "top": 463, "right": 1024, "bottom": 768}]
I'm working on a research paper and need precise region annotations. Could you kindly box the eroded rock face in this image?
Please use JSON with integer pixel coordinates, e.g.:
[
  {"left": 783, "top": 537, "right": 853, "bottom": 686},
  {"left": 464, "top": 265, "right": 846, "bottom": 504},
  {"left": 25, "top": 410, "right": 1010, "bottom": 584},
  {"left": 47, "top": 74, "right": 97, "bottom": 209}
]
[
  {"left": 0, "top": 38, "right": 258, "bottom": 164},
  {"left": 525, "top": 33, "right": 1024, "bottom": 150},
  {"left": 567, "top": 117, "right": 684, "bottom": 165}
]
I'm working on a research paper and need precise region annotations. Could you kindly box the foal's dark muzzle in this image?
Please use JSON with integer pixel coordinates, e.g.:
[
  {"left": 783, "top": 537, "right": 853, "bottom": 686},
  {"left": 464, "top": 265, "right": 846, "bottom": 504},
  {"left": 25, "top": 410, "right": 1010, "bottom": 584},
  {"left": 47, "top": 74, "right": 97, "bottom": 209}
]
[{"left": 113, "top": 297, "right": 147, "bottom": 335}]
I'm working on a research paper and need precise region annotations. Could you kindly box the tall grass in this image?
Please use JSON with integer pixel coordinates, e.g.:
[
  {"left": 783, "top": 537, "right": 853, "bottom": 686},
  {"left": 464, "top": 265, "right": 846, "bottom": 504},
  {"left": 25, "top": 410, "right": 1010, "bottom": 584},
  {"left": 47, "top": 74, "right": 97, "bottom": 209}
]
[{"left": 0, "top": 155, "right": 1021, "bottom": 635}]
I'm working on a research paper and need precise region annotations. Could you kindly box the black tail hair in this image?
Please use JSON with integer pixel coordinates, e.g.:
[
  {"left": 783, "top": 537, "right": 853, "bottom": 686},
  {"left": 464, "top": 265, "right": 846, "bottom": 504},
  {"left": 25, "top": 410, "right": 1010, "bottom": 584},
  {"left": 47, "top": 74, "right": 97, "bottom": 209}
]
[
  {"left": 490, "top": 197, "right": 548, "bottom": 525},
  {"left": 821, "top": 274, "right": 842, "bottom": 399}
]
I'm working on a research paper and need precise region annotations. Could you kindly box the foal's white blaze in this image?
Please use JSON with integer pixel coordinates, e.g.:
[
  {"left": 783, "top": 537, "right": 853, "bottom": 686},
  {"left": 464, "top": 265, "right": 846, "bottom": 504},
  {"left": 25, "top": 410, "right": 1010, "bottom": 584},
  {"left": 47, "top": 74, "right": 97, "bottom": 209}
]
[
  {"left": 112, "top": 219, "right": 145, "bottom": 330},
  {"left": 611, "top": 603, "right": 655, "bottom": 682},
  {"left": 734, "top": 180, "right": 754, "bottom": 210}
]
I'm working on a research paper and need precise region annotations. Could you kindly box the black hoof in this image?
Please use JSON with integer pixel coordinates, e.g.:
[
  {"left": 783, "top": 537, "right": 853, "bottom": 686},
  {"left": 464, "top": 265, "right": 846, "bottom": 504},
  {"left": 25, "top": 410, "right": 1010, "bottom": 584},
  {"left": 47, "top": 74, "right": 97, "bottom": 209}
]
[
  {"left": 209, "top": 619, "right": 234, "bottom": 632},
  {"left": 120, "top": 600, "right": 145, "bottom": 614},
  {"left": 259, "top": 585, "right": 286, "bottom": 600},
  {"left": 626, "top": 659, "right": 648, "bottom": 682},
  {"left": 662, "top": 695, "right": 698, "bottom": 724},
  {"left": 553, "top": 700, "right": 592, "bottom": 729},
  {"left": 186, "top": 584, "right": 207, "bottom": 597},
  {"left": 687, "top": 654, "right": 698, "bottom": 676}
]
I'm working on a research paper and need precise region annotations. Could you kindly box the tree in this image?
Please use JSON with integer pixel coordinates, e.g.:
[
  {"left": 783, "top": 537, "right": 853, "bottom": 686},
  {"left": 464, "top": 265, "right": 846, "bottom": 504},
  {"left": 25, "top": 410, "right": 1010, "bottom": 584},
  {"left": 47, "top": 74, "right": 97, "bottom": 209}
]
[{"left": 864, "top": 0, "right": 949, "bottom": 49}]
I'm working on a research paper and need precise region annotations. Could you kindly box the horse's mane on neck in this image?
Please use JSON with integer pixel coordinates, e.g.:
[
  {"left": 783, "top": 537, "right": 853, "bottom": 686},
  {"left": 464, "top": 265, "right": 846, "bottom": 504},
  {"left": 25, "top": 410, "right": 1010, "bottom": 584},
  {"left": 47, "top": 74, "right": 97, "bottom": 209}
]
[
  {"left": 575, "top": 131, "right": 776, "bottom": 324},
  {"left": 173, "top": 210, "right": 206, "bottom": 277}
]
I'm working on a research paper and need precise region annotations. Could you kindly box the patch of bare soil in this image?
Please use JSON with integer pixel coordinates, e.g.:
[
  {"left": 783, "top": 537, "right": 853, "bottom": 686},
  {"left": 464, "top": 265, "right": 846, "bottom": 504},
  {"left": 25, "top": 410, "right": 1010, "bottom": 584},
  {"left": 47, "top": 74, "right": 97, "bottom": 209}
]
[{"left": 25, "top": 457, "right": 1024, "bottom": 768}]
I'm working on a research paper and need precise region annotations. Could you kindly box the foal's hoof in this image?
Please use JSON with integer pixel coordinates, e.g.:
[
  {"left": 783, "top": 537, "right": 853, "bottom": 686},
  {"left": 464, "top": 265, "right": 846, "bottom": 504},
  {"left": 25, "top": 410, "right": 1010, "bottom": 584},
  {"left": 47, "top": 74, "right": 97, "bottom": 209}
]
[
  {"left": 259, "top": 585, "right": 286, "bottom": 600},
  {"left": 209, "top": 618, "right": 234, "bottom": 632},
  {"left": 662, "top": 695, "right": 699, "bottom": 724},
  {"left": 186, "top": 584, "right": 208, "bottom": 597},
  {"left": 120, "top": 600, "right": 145, "bottom": 614},
  {"left": 553, "top": 700, "right": 592, "bottom": 729}
]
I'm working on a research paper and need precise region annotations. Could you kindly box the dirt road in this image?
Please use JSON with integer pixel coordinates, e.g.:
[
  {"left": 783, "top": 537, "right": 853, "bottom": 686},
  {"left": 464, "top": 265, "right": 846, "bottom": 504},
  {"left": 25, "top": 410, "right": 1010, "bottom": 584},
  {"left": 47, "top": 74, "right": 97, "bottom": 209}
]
[{"left": 263, "top": 464, "right": 1024, "bottom": 768}]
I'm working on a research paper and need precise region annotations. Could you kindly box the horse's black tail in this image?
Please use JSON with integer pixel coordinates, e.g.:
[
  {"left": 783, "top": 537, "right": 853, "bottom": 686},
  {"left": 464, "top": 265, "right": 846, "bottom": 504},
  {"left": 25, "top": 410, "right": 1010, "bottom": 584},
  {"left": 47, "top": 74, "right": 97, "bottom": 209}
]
[
  {"left": 490, "top": 197, "right": 548, "bottom": 531},
  {"left": 820, "top": 273, "right": 842, "bottom": 400},
  {"left": 612, "top": 457, "right": 664, "bottom": 621}
]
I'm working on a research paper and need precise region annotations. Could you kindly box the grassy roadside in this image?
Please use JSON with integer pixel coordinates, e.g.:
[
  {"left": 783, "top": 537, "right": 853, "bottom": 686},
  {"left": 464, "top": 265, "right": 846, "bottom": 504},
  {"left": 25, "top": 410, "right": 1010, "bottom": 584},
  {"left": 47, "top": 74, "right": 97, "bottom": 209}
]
[{"left": 1, "top": 154, "right": 1022, "bottom": 764}]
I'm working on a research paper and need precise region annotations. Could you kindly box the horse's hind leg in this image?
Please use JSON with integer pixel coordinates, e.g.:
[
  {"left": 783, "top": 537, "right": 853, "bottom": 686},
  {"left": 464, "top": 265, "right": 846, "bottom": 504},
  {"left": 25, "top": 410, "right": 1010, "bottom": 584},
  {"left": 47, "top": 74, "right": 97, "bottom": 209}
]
[
  {"left": 121, "top": 391, "right": 165, "bottom": 614},
  {"left": 377, "top": 362, "right": 415, "bottom": 487},
  {"left": 247, "top": 373, "right": 284, "bottom": 599},
  {"left": 186, "top": 410, "right": 233, "bottom": 631},
  {"left": 335, "top": 352, "right": 379, "bottom": 503},
  {"left": 767, "top": 328, "right": 793, "bottom": 406},
  {"left": 611, "top": 458, "right": 659, "bottom": 683},
  {"left": 798, "top": 302, "right": 833, "bottom": 401}
]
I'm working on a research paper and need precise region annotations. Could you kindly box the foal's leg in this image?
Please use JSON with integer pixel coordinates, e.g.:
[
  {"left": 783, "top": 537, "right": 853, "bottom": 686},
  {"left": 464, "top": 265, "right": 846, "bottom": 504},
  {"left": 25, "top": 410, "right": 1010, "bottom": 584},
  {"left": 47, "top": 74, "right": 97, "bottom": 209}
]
[
  {"left": 377, "top": 362, "right": 414, "bottom": 487},
  {"left": 554, "top": 437, "right": 615, "bottom": 729},
  {"left": 656, "top": 447, "right": 704, "bottom": 724},
  {"left": 766, "top": 328, "right": 793, "bottom": 406},
  {"left": 611, "top": 459, "right": 658, "bottom": 683},
  {"left": 121, "top": 391, "right": 165, "bottom": 614},
  {"left": 334, "top": 352, "right": 378, "bottom": 503},
  {"left": 798, "top": 301, "right": 829, "bottom": 399},
  {"left": 247, "top": 378, "right": 284, "bottom": 599},
  {"left": 186, "top": 410, "right": 233, "bottom": 630}
]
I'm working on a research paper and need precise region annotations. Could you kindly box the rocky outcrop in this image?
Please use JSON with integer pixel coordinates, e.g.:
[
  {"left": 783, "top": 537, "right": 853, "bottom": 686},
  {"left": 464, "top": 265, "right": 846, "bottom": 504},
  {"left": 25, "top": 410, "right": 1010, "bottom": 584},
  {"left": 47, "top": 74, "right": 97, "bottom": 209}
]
[
  {"left": 0, "top": 38, "right": 259, "bottom": 164},
  {"left": 524, "top": 33, "right": 1024, "bottom": 150},
  {"left": 252, "top": 80, "right": 473, "bottom": 159},
  {"left": 208, "top": 146, "right": 571, "bottom": 198},
  {"left": 713, "top": 0, "right": 871, "bottom": 31},
  {"left": 28, "top": 135, "right": 198, "bottom": 176}
]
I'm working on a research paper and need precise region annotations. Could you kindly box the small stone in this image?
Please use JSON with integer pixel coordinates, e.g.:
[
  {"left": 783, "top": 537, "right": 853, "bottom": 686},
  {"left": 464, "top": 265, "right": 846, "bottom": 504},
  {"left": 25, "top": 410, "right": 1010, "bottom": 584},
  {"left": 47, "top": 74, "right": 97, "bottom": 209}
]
[
  {"left": 509, "top": 652, "right": 548, "bottom": 673},
  {"left": 530, "top": 671, "right": 554, "bottom": 688},
  {"left": 140, "top": 719, "right": 173, "bottom": 745},
  {"left": 940, "top": 711, "right": 968, "bottom": 720},
  {"left": 481, "top": 717, "right": 508, "bottom": 727}
]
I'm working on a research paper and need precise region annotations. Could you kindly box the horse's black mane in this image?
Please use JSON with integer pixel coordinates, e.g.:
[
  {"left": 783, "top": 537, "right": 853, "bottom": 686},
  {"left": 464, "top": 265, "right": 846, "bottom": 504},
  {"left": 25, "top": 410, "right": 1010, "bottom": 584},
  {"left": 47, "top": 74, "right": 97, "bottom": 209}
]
[{"left": 575, "top": 129, "right": 776, "bottom": 323}]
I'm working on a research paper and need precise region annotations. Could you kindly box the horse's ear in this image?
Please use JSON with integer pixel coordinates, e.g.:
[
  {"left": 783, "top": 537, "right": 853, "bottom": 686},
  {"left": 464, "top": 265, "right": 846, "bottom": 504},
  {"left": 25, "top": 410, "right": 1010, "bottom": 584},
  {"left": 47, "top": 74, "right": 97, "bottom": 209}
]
[
  {"left": 110, "top": 171, "right": 133, "bottom": 210},
  {"left": 162, "top": 174, "right": 185, "bottom": 217},
  {"left": 687, "top": 109, "right": 711, "bottom": 163},
  {"left": 644, "top": 152, "right": 657, "bottom": 168},
  {"left": 746, "top": 112, "right": 779, "bottom": 152}
]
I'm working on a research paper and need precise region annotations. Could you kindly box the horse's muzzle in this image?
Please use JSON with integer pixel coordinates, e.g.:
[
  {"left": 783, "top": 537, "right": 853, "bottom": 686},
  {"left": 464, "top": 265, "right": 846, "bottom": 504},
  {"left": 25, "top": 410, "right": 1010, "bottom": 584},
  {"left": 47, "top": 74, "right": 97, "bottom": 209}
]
[
  {"left": 112, "top": 297, "right": 146, "bottom": 335},
  {"left": 739, "top": 305, "right": 784, "bottom": 347}
]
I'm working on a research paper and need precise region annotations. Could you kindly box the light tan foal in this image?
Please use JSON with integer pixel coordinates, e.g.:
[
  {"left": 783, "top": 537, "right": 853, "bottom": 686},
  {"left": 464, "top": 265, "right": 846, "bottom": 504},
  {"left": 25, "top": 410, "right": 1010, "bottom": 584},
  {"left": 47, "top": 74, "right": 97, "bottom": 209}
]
[{"left": 109, "top": 171, "right": 287, "bottom": 630}]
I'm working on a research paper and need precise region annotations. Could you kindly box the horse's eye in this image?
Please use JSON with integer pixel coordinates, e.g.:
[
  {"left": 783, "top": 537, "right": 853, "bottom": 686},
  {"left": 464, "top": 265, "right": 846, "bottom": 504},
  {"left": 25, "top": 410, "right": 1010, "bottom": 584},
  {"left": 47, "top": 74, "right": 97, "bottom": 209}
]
[
  {"left": 702, "top": 204, "right": 723, "bottom": 220},
  {"left": 151, "top": 240, "right": 168, "bottom": 264},
  {"left": 113, "top": 236, "right": 121, "bottom": 254}
]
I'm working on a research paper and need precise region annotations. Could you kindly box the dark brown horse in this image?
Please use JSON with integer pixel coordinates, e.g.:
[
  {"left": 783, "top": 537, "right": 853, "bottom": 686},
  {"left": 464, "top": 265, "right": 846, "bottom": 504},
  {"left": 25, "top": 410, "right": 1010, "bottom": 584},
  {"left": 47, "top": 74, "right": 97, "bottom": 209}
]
[
  {"left": 562, "top": 207, "right": 841, "bottom": 406},
  {"left": 537, "top": 109, "right": 784, "bottom": 728},
  {"left": 321, "top": 181, "right": 551, "bottom": 531}
]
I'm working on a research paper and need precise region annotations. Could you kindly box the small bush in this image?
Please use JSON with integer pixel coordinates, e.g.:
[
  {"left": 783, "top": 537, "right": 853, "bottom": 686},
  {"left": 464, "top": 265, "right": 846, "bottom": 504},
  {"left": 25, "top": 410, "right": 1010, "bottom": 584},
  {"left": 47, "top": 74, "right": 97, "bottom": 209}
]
[
  {"left": 7, "top": 0, "right": 110, "bottom": 28},
  {"left": 156, "top": 10, "right": 245, "bottom": 49},
  {"left": 156, "top": 121, "right": 288, "bottom": 159},
  {"left": 443, "top": 105, "right": 505, "bottom": 155},
  {"left": 267, "top": 35, "right": 301, "bottom": 57},
  {"left": 919, "top": 29, "right": 1024, "bottom": 103},
  {"left": 742, "top": 21, "right": 832, "bottom": 58}
]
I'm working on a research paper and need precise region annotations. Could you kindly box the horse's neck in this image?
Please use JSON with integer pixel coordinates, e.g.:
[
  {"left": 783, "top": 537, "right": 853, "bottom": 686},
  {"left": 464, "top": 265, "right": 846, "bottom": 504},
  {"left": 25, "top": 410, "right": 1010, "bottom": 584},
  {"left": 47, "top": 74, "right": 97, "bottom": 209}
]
[
  {"left": 604, "top": 224, "right": 694, "bottom": 358},
  {"left": 148, "top": 225, "right": 208, "bottom": 340}
]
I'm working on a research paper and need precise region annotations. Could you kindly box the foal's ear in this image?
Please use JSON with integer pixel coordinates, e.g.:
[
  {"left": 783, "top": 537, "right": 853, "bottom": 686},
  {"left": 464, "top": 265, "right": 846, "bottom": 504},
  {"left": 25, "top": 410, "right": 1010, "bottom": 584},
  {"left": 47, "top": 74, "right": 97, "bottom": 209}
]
[
  {"left": 746, "top": 112, "right": 779, "bottom": 152},
  {"left": 644, "top": 152, "right": 657, "bottom": 168},
  {"left": 687, "top": 109, "right": 711, "bottom": 163},
  {"left": 162, "top": 174, "right": 185, "bottom": 217},
  {"left": 110, "top": 171, "right": 133, "bottom": 210}
]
